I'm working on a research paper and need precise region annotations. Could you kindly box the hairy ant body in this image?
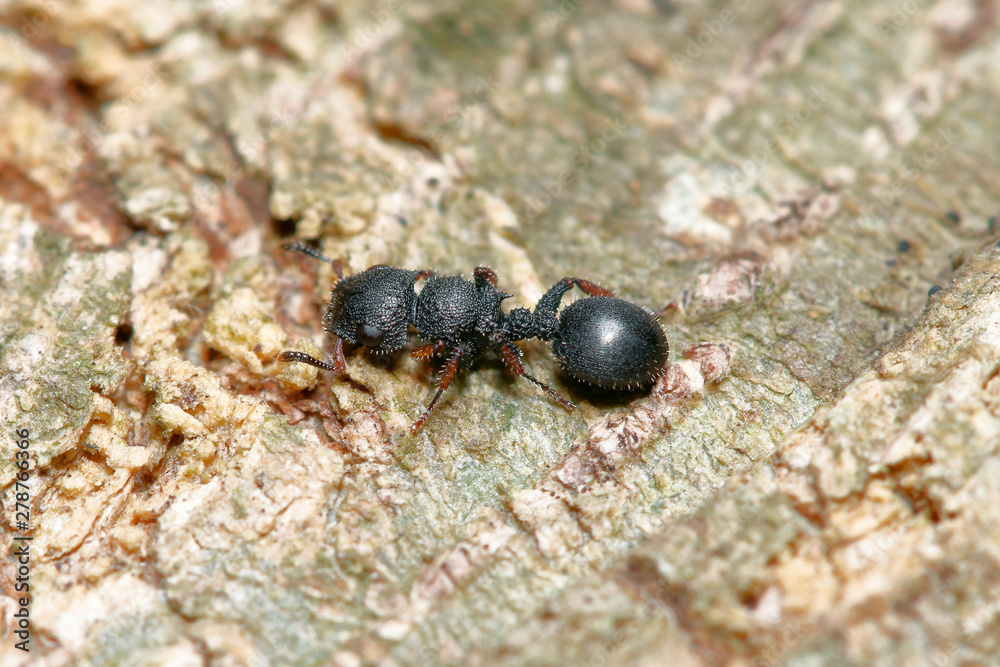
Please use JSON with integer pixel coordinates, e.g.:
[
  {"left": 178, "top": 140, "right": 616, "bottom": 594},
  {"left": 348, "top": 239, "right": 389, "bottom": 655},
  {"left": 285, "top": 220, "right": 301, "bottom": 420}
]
[{"left": 279, "top": 243, "right": 669, "bottom": 433}]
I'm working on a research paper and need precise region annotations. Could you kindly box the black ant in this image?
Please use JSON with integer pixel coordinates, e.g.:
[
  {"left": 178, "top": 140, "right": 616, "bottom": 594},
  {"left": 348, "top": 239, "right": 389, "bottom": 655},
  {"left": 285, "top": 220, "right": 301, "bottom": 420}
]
[{"left": 278, "top": 243, "right": 669, "bottom": 433}]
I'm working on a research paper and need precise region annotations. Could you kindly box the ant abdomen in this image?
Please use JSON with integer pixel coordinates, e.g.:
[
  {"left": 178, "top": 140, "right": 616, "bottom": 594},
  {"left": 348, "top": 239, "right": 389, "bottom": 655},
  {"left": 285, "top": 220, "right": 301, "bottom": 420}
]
[{"left": 551, "top": 296, "right": 669, "bottom": 390}]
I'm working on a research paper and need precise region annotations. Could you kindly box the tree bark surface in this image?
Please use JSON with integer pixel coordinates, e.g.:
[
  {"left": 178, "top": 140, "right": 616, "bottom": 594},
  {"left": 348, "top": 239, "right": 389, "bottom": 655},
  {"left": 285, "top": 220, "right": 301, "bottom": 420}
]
[{"left": 1, "top": 0, "right": 999, "bottom": 665}]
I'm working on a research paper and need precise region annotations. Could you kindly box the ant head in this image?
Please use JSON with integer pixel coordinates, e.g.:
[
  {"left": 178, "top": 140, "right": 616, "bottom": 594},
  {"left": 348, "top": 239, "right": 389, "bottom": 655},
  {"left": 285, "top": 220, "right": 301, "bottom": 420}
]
[{"left": 323, "top": 266, "right": 426, "bottom": 354}]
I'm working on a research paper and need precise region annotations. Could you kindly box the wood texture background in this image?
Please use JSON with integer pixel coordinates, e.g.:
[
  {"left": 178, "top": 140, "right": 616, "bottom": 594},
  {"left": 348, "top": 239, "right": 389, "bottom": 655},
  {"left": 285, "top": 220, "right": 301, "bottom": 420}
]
[{"left": 1, "top": 0, "right": 999, "bottom": 664}]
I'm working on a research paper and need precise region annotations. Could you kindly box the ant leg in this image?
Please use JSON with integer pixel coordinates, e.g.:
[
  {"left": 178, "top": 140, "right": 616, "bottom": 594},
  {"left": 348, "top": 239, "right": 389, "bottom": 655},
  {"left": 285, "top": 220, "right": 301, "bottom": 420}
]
[
  {"left": 410, "top": 346, "right": 464, "bottom": 434},
  {"left": 492, "top": 336, "right": 575, "bottom": 411},
  {"left": 534, "top": 277, "right": 614, "bottom": 315},
  {"left": 411, "top": 341, "right": 446, "bottom": 359},
  {"left": 567, "top": 278, "right": 613, "bottom": 298},
  {"left": 278, "top": 337, "right": 347, "bottom": 374},
  {"left": 650, "top": 302, "right": 681, "bottom": 319},
  {"left": 474, "top": 266, "right": 498, "bottom": 286},
  {"left": 330, "top": 337, "right": 347, "bottom": 372},
  {"left": 475, "top": 266, "right": 512, "bottom": 299},
  {"left": 283, "top": 242, "right": 343, "bottom": 278},
  {"left": 530, "top": 277, "right": 615, "bottom": 340}
]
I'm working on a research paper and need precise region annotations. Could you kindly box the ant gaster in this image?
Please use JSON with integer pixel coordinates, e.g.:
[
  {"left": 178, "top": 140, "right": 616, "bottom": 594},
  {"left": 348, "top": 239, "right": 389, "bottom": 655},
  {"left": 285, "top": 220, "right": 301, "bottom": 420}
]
[{"left": 278, "top": 243, "right": 669, "bottom": 433}]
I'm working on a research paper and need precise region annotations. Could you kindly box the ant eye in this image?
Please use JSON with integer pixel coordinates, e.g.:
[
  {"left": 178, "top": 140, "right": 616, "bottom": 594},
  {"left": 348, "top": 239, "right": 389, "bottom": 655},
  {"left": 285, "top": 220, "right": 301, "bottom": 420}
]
[{"left": 357, "top": 323, "right": 385, "bottom": 348}]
